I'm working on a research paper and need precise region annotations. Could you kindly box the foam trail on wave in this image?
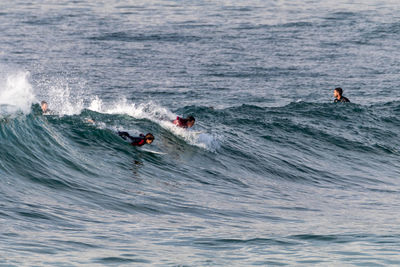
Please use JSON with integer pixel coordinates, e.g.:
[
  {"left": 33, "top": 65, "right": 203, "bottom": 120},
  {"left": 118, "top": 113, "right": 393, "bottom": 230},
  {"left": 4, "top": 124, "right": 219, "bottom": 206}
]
[
  {"left": 0, "top": 70, "right": 35, "bottom": 116},
  {"left": 88, "top": 97, "right": 220, "bottom": 151}
]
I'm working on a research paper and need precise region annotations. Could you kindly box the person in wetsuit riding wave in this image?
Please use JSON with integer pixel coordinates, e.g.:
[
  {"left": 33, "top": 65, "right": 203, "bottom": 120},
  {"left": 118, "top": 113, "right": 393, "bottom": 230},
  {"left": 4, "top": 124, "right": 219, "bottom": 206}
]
[
  {"left": 118, "top": 132, "right": 154, "bottom": 146},
  {"left": 333, "top": 87, "right": 350, "bottom": 103},
  {"left": 173, "top": 116, "right": 195, "bottom": 128}
]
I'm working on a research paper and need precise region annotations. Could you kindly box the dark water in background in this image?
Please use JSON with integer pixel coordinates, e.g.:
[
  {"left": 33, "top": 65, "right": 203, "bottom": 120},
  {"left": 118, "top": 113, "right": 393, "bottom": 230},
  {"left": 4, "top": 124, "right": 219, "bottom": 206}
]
[{"left": 1, "top": 0, "right": 400, "bottom": 265}]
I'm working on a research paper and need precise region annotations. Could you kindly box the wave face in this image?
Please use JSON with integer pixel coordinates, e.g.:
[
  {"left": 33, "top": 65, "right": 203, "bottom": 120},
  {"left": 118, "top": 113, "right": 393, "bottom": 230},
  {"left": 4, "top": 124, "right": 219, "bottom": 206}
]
[{"left": 1, "top": 0, "right": 400, "bottom": 266}]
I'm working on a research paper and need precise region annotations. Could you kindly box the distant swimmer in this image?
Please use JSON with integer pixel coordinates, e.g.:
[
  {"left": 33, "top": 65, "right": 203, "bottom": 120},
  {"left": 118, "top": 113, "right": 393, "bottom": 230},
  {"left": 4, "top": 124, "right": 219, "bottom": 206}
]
[
  {"left": 173, "top": 116, "right": 195, "bottom": 128},
  {"left": 118, "top": 131, "right": 154, "bottom": 146},
  {"left": 333, "top": 88, "right": 350, "bottom": 103}
]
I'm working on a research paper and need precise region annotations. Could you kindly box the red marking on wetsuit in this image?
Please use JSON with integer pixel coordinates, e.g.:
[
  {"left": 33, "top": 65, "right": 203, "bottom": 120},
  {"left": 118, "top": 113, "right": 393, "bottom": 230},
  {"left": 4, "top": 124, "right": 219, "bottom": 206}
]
[
  {"left": 173, "top": 116, "right": 187, "bottom": 128},
  {"left": 132, "top": 138, "right": 146, "bottom": 146}
]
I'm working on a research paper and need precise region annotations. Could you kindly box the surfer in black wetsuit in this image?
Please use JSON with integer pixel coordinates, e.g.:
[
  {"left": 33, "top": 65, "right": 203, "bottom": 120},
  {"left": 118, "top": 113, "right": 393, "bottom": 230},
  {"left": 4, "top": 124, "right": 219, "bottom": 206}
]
[
  {"left": 118, "top": 132, "right": 154, "bottom": 146},
  {"left": 333, "top": 88, "right": 350, "bottom": 103}
]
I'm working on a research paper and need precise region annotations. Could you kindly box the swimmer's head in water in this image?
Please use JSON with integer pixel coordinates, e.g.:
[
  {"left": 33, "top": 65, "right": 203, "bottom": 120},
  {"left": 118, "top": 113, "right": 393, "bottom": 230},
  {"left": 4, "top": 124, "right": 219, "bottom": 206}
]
[
  {"left": 145, "top": 133, "right": 154, "bottom": 144},
  {"left": 41, "top": 101, "right": 48, "bottom": 112},
  {"left": 187, "top": 116, "right": 195, "bottom": 128},
  {"left": 334, "top": 87, "right": 343, "bottom": 99}
]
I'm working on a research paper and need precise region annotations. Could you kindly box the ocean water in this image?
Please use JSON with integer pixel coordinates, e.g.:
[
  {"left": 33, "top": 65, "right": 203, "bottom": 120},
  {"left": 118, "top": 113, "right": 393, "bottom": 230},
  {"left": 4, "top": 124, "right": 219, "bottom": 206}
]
[{"left": 1, "top": 0, "right": 400, "bottom": 266}]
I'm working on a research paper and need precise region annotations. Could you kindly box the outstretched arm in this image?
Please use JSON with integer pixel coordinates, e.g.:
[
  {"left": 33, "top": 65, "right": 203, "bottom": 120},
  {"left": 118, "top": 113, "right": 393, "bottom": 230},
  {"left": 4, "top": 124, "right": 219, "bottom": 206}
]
[{"left": 118, "top": 131, "right": 133, "bottom": 141}]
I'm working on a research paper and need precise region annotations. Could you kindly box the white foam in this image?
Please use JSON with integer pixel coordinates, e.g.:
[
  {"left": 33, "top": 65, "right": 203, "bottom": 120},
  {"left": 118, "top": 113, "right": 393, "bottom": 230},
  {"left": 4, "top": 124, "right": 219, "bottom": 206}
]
[
  {"left": 88, "top": 96, "right": 103, "bottom": 112},
  {"left": 0, "top": 70, "right": 36, "bottom": 115},
  {"left": 88, "top": 98, "right": 220, "bottom": 151}
]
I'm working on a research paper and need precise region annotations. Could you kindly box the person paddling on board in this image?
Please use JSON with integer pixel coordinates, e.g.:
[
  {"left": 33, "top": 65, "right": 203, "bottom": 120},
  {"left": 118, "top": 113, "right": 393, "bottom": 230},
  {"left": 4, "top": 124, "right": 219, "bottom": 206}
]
[
  {"left": 118, "top": 131, "right": 154, "bottom": 146},
  {"left": 173, "top": 116, "right": 195, "bottom": 128},
  {"left": 333, "top": 88, "right": 350, "bottom": 103}
]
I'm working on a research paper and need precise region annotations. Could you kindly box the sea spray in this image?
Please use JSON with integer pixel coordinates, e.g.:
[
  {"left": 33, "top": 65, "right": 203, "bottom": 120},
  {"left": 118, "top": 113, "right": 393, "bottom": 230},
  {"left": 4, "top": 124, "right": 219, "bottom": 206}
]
[
  {"left": 47, "top": 82, "right": 84, "bottom": 116},
  {"left": 0, "top": 70, "right": 36, "bottom": 116},
  {"left": 35, "top": 75, "right": 86, "bottom": 116}
]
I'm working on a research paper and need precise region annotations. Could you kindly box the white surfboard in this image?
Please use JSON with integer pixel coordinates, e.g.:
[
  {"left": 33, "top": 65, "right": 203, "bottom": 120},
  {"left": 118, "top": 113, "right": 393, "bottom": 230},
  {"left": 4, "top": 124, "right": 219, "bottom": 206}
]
[
  {"left": 141, "top": 149, "right": 167, "bottom": 155},
  {"left": 190, "top": 131, "right": 205, "bottom": 135}
]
